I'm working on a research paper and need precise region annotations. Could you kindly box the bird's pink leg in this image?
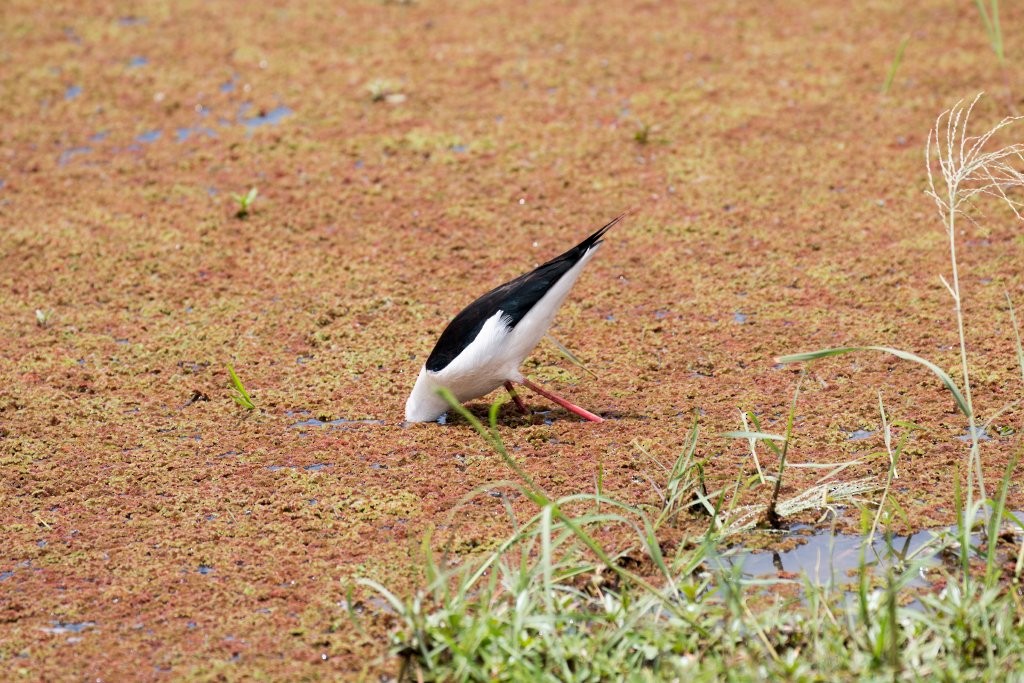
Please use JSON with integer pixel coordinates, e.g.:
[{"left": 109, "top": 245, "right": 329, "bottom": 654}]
[
  {"left": 520, "top": 378, "right": 604, "bottom": 423},
  {"left": 504, "top": 381, "right": 529, "bottom": 414}
]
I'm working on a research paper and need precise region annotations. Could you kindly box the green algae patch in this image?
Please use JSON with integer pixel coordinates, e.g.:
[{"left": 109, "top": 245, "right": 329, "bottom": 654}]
[{"left": 347, "top": 488, "right": 422, "bottom": 523}]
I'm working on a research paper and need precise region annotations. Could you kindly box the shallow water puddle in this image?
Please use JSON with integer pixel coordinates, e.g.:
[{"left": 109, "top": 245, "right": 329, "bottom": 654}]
[
  {"left": 287, "top": 413, "right": 385, "bottom": 432},
  {"left": 55, "top": 86, "right": 293, "bottom": 165},
  {"left": 176, "top": 126, "right": 217, "bottom": 142},
  {"left": 266, "top": 462, "right": 332, "bottom": 472},
  {"left": 957, "top": 426, "right": 991, "bottom": 442},
  {"left": 241, "top": 105, "right": 293, "bottom": 128},
  {"left": 720, "top": 517, "right": 1023, "bottom": 589},
  {"left": 720, "top": 528, "right": 940, "bottom": 586},
  {"left": 57, "top": 146, "right": 92, "bottom": 165},
  {"left": 40, "top": 621, "right": 95, "bottom": 635}
]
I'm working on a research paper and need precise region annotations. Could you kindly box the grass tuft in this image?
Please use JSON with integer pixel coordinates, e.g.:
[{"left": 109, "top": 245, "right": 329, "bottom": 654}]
[
  {"left": 226, "top": 364, "right": 255, "bottom": 410},
  {"left": 360, "top": 388, "right": 1024, "bottom": 680},
  {"left": 634, "top": 122, "right": 652, "bottom": 145},
  {"left": 232, "top": 187, "right": 258, "bottom": 219}
]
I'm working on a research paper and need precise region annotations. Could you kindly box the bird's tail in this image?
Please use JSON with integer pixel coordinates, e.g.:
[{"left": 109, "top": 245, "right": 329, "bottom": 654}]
[{"left": 575, "top": 212, "right": 627, "bottom": 253}]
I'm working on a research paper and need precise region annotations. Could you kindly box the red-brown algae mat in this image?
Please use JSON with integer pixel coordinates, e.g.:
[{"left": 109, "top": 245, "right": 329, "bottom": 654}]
[{"left": 3, "top": 0, "right": 1024, "bottom": 678}]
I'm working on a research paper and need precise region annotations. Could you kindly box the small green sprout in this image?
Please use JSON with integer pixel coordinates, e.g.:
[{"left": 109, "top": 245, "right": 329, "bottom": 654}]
[
  {"left": 634, "top": 122, "right": 652, "bottom": 145},
  {"left": 227, "top": 364, "right": 255, "bottom": 410},
  {"left": 366, "top": 78, "right": 405, "bottom": 104},
  {"left": 233, "top": 187, "right": 258, "bottom": 219}
]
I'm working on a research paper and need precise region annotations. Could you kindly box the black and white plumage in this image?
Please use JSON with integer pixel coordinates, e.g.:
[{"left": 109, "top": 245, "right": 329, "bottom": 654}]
[{"left": 404, "top": 215, "right": 623, "bottom": 423}]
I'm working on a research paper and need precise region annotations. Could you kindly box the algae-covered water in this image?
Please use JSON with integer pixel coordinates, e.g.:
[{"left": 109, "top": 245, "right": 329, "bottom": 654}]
[{"left": 2, "top": 0, "right": 1023, "bottom": 678}]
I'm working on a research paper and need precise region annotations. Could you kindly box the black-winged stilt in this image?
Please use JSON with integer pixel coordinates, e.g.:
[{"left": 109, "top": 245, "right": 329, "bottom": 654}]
[{"left": 405, "top": 215, "right": 623, "bottom": 423}]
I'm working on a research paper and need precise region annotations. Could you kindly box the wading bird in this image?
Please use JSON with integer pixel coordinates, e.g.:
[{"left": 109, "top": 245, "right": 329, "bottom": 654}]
[{"left": 405, "top": 215, "right": 622, "bottom": 423}]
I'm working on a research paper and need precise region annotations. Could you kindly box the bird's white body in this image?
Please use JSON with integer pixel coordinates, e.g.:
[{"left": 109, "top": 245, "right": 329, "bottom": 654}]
[{"left": 404, "top": 244, "right": 601, "bottom": 422}]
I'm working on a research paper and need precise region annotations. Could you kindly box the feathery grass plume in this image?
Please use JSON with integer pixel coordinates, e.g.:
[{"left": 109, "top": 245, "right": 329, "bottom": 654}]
[
  {"left": 925, "top": 93, "right": 1024, "bottom": 504},
  {"left": 781, "top": 96, "right": 1023, "bottom": 498},
  {"left": 778, "top": 95, "right": 1024, "bottom": 602}
]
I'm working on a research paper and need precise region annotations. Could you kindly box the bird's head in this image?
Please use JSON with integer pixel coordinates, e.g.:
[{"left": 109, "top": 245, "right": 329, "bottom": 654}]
[{"left": 404, "top": 367, "right": 450, "bottom": 423}]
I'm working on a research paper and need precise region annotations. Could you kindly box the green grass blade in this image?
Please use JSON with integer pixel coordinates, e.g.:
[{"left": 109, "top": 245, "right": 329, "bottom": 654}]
[
  {"left": 974, "top": 0, "right": 994, "bottom": 36},
  {"left": 881, "top": 34, "right": 910, "bottom": 95},
  {"left": 355, "top": 577, "right": 407, "bottom": 617},
  {"left": 546, "top": 334, "right": 599, "bottom": 379},
  {"left": 974, "top": 0, "right": 1004, "bottom": 63},
  {"left": 985, "top": 444, "right": 1020, "bottom": 586},
  {"left": 226, "top": 363, "right": 255, "bottom": 410},
  {"left": 438, "top": 388, "right": 546, "bottom": 502},
  {"left": 541, "top": 505, "right": 554, "bottom": 611},
  {"left": 777, "top": 345, "right": 970, "bottom": 418},
  {"left": 992, "top": 0, "right": 1004, "bottom": 62},
  {"left": 767, "top": 373, "right": 803, "bottom": 524},
  {"left": 747, "top": 411, "right": 783, "bottom": 457},
  {"left": 1007, "top": 292, "right": 1024, "bottom": 383}
]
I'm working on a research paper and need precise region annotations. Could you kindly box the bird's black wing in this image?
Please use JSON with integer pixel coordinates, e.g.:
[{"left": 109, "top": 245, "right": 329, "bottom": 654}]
[{"left": 425, "top": 215, "right": 622, "bottom": 372}]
